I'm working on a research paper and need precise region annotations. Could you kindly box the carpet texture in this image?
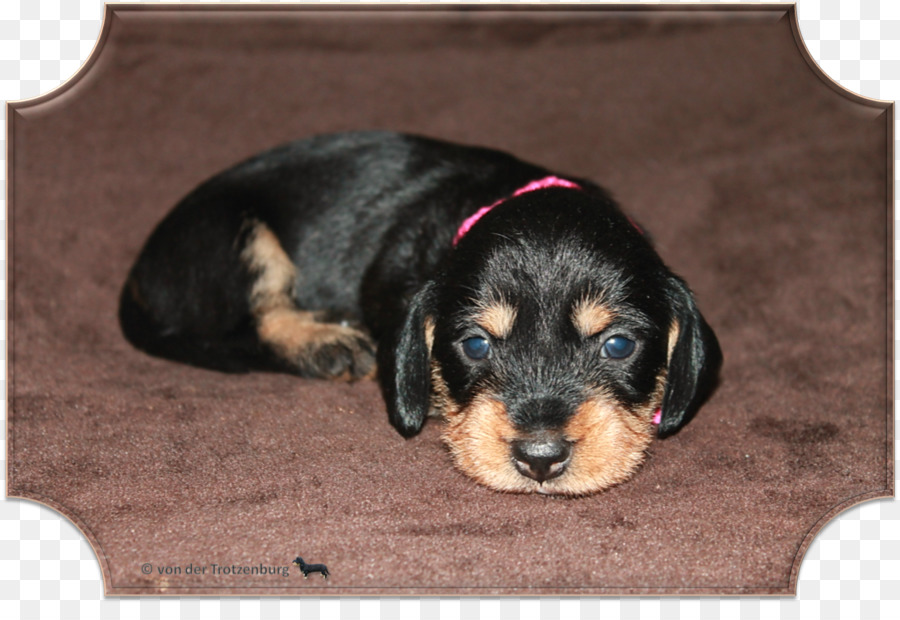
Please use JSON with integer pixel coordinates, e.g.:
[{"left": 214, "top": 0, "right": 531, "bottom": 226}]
[{"left": 7, "top": 6, "right": 893, "bottom": 595}]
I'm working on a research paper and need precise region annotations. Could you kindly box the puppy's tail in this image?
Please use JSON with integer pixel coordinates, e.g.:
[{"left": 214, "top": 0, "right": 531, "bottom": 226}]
[{"left": 118, "top": 276, "right": 268, "bottom": 373}]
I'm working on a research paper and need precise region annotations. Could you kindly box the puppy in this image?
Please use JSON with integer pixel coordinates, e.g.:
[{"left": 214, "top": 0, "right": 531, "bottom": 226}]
[{"left": 120, "top": 131, "right": 721, "bottom": 496}]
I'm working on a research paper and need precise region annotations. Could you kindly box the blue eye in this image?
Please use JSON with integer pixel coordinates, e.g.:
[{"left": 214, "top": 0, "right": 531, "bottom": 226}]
[
  {"left": 462, "top": 337, "right": 491, "bottom": 360},
  {"left": 601, "top": 336, "right": 635, "bottom": 359}
]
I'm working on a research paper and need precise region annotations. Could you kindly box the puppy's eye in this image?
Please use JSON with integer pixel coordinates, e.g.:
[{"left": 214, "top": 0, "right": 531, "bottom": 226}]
[
  {"left": 601, "top": 336, "right": 635, "bottom": 359},
  {"left": 462, "top": 337, "right": 491, "bottom": 360}
]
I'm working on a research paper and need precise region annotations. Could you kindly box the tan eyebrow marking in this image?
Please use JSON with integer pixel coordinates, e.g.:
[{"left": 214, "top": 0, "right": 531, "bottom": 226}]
[
  {"left": 572, "top": 296, "right": 615, "bottom": 337},
  {"left": 474, "top": 298, "right": 518, "bottom": 339}
]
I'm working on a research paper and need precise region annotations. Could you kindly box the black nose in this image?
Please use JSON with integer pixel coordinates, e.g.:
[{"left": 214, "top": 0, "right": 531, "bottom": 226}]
[{"left": 510, "top": 436, "right": 572, "bottom": 483}]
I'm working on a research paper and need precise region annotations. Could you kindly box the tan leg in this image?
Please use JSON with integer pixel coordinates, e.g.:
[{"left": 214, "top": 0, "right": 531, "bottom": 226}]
[{"left": 241, "top": 220, "right": 376, "bottom": 379}]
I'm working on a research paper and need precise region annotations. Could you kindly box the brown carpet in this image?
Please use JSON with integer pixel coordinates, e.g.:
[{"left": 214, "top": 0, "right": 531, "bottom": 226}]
[{"left": 7, "top": 5, "right": 892, "bottom": 595}]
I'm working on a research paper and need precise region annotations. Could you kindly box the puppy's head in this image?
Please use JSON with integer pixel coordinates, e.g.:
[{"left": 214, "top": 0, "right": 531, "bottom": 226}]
[{"left": 380, "top": 187, "right": 721, "bottom": 495}]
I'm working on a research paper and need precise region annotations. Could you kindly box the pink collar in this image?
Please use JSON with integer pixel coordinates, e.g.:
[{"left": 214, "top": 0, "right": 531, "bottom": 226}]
[{"left": 452, "top": 176, "right": 581, "bottom": 246}]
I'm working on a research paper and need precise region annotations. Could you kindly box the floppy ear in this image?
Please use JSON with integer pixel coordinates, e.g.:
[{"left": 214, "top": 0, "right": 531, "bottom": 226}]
[
  {"left": 657, "top": 276, "right": 722, "bottom": 437},
  {"left": 377, "top": 281, "right": 437, "bottom": 438}
]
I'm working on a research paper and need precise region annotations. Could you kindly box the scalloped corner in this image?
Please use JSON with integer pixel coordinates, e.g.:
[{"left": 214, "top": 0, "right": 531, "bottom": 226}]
[
  {"left": 7, "top": 4, "right": 116, "bottom": 112},
  {"left": 5, "top": 491, "right": 114, "bottom": 593},
  {"left": 787, "top": 489, "right": 895, "bottom": 595},
  {"left": 786, "top": 5, "right": 892, "bottom": 110}
]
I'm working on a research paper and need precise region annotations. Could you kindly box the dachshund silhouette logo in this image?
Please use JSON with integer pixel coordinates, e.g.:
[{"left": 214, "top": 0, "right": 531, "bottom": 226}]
[{"left": 292, "top": 556, "right": 329, "bottom": 580}]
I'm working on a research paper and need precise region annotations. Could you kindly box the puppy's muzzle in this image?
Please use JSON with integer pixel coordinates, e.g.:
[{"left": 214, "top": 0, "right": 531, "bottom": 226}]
[{"left": 510, "top": 434, "right": 573, "bottom": 483}]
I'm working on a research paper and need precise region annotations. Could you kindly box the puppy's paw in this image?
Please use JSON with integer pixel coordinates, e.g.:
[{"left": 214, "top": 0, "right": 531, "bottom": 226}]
[
  {"left": 257, "top": 308, "right": 376, "bottom": 380},
  {"left": 302, "top": 324, "right": 376, "bottom": 380}
]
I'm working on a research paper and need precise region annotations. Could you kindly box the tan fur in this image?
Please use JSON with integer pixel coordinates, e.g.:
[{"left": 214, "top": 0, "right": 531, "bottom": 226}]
[
  {"left": 240, "top": 221, "right": 299, "bottom": 314},
  {"left": 437, "top": 374, "right": 667, "bottom": 496},
  {"left": 424, "top": 317, "right": 453, "bottom": 417},
  {"left": 424, "top": 316, "right": 436, "bottom": 352},
  {"left": 429, "top": 358, "right": 456, "bottom": 419},
  {"left": 240, "top": 220, "right": 373, "bottom": 378},
  {"left": 558, "top": 396, "right": 654, "bottom": 495},
  {"left": 257, "top": 308, "right": 348, "bottom": 356},
  {"left": 474, "top": 298, "right": 517, "bottom": 339},
  {"left": 441, "top": 395, "right": 529, "bottom": 493},
  {"left": 572, "top": 296, "right": 615, "bottom": 338},
  {"left": 667, "top": 320, "right": 680, "bottom": 362}
]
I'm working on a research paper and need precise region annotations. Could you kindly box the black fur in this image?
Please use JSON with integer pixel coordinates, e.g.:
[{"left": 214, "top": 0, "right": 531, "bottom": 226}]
[
  {"left": 121, "top": 131, "right": 722, "bottom": 490},
  {"left": 377, "top": 281, "right": 438, "bottom": 438},
  {"left": 406, "top": 186, "right": 720, "bottom": 436}
]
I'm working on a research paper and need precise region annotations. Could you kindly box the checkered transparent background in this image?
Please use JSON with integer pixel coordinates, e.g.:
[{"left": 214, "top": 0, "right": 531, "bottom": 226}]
[{"left": 1, "top": 1, "right": 898, "bottom": 619}]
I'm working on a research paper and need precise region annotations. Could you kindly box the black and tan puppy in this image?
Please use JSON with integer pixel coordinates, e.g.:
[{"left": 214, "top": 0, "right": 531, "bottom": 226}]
[{"left": 120, "top": 131, "right": 721, "bottom": 496}]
